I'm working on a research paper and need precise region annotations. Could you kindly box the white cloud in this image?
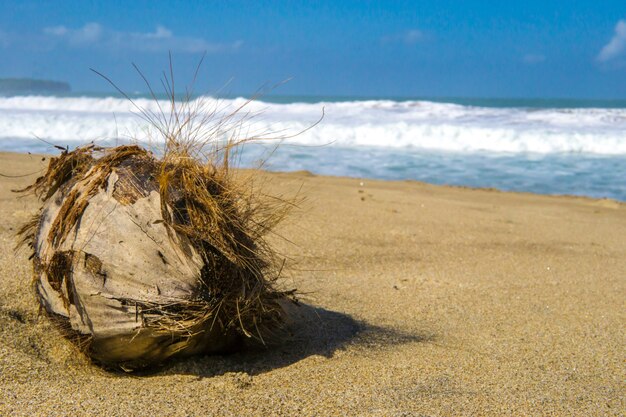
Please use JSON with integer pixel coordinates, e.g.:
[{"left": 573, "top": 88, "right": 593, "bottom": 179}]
[
  {"left": 522, "top": 54, "right": 546, "bottom": 64},
  {"left": 597, "top": 19, "right": 626, "bottom": 62},
  {"left": 44, "top": 22, "right": 103, "bottom": 45},
  {"left": 43, "top": 23, "right": 241, "bottom": 54},
  {"left": 403, "top": 29, "right": 423, "bottom": 45},
  {"left": 381, "top": 29, "right": 424, "bottom": 45}
]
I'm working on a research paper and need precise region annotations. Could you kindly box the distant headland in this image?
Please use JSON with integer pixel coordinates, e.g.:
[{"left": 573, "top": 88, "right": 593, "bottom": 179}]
[{"left": 0, "top": 78, "right": 71, "bottom": 95}]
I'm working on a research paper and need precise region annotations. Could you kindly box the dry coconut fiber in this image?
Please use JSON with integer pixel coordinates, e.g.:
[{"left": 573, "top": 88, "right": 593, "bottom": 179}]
[{"left": 16, "top": 83, "right": 298, "bottom": 371}]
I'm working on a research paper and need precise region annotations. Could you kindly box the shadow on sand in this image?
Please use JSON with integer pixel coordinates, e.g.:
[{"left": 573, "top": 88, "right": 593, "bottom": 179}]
[{"left": 149, "top": 302, "right": 435, "bottom": 378}]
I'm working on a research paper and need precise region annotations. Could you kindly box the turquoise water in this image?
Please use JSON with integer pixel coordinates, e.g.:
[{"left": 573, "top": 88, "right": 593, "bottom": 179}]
[
  {"left": 235, "top": 143, "right": 626, "bottom": 201},
  {"left": 0, "top": 93, "right": 625, "bottom": 201}
]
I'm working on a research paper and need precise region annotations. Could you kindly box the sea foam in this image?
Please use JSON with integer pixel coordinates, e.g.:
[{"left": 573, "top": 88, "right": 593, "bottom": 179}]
[
  {"left": 1, "top": 95, "right": 626, "bottom": 155},
  {"left": 1, "top": 95, "right": 625, "bottom": 201}
]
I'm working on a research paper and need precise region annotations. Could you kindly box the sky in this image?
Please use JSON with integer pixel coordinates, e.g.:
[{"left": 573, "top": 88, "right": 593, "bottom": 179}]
[{"left": 0, "top": 0, "right": 625, "bottom": 99}]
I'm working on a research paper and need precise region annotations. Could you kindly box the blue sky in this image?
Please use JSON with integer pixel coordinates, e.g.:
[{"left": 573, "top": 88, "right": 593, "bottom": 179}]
[{"left": 0, "top": 0, "right": 625, "bottom": 98}]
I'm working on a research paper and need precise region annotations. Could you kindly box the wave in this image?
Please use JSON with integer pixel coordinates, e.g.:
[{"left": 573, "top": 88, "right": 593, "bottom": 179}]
[{"left": 1, "top": 95, "right": 626, "bottom": 155}]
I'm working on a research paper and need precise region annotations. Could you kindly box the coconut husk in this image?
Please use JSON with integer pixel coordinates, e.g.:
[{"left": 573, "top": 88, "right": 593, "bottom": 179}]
[{"left": 18, "top": 138, "right": 296, "bottom": 370}]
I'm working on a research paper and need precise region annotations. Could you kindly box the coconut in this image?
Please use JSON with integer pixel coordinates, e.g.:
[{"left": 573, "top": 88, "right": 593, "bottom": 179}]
[{"left": 18, "top": 138, "right": 296, "bottom": 370}]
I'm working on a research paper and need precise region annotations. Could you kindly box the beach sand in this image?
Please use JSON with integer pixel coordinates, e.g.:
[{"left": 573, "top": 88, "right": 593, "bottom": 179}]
[{"left": 0, "top": 151, "right": 624, "bottom": 416}]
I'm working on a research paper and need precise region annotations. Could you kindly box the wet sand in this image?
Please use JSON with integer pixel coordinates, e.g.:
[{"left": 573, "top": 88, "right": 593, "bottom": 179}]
[{"left": 1, "top": 151, "right": 624, "bottom": 415}]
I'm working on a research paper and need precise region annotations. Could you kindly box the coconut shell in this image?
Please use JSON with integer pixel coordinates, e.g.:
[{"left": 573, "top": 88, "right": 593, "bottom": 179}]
[{"left": 20, "top": 145, "right": 292, "bottom": 370}]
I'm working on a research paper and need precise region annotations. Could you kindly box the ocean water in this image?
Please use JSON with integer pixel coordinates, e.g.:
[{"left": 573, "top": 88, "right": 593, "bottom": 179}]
[{"left": 0, "top": 93, "right": 625, "bottom": 201}]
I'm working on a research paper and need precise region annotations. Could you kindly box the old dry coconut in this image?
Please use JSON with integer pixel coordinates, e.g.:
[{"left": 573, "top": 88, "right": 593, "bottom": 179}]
[{"left": 18, "top": 142, "right": 296, "bottom": 370}]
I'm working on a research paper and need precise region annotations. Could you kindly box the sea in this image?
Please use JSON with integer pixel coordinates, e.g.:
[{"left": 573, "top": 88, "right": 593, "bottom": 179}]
[{"left": 0, "top": 93, "right": 625, "bottom": 201}]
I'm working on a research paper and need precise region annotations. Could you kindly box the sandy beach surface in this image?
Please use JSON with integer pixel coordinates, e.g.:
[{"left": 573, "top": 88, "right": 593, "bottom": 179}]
[{"left": 0, "top": 151, "right": 624, "bottom": 416}]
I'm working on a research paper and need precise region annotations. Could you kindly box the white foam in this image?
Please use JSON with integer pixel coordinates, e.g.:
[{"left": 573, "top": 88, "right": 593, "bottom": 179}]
[{"left": 1, "top": 95, "right": 626, "bottom": 155}]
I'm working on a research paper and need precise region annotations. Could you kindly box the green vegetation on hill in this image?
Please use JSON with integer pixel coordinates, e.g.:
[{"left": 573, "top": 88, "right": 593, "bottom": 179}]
[{"left": 0, "top": 78, "right": 71, "bottom": 95}]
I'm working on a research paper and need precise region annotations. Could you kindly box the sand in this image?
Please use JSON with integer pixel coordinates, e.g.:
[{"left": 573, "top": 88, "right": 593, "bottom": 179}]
[{"left": 0, "top": 151, "right": 624, "bottom": 416}]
